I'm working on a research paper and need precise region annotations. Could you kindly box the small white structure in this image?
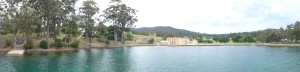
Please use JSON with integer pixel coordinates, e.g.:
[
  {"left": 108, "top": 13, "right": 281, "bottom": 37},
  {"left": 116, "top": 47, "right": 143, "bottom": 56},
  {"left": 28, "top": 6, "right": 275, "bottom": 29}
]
[{"left": 7, "top": 50, "right": 24, "bottom": 56}]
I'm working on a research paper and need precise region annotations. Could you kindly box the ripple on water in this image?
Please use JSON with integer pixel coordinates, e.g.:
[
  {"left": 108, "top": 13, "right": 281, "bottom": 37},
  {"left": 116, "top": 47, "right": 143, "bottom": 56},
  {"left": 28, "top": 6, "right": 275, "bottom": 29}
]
[{"left": 1, "top": 46, "right": 300, "bottom": 72}]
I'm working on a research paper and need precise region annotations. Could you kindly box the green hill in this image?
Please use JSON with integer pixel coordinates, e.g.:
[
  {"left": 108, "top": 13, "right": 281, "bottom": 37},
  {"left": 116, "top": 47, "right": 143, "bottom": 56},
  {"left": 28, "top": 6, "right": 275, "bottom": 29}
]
[{"left": 131, "top": 26, "right": 200, "bottom": 37}]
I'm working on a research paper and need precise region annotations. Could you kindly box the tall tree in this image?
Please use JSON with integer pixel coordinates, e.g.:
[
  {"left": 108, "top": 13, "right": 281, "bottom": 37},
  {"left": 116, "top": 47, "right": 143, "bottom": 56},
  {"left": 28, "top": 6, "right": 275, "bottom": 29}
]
[
  {"left": 293, "top": 21, "right": 300, "bottom": 43},
  {"left": 19, "top": 3, "right": 41, "bottom": 43},
  {"left": 103, "top": 1, "right": 138, "bottom": 44},
  {"left": 79, "top": 0, "right": 99, "bottom": 46},
  {"left": 61, "top": 0, "right": 78, "bottom": 46},
  {"left": 3, "top": 0, "right": 22, "bottom": 48}
]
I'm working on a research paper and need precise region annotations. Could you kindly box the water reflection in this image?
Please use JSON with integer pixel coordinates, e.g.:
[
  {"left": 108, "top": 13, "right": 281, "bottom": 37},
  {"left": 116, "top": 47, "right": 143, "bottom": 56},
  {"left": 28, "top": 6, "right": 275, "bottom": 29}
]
[{"left": 2, "top": 46, "right": 300, "bottom": 72}]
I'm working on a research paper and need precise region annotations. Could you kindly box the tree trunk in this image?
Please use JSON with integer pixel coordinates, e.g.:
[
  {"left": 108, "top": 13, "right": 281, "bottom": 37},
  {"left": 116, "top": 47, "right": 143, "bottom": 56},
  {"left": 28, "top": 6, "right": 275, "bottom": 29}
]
[
  {"left": 23, "top": 34, "right": 27, "bottom": 44},
  {"left": 89, "top": 36, "right": 92, "bottom": 46},
  {"left": 114, "top": 29, "right": 118, "bottom": 45},
  {"left": 67, "top": 23, "right": 70, "bottom": 47},
  {"left": 64, "top": 30, "right": 67, "bottom": 44},
  {"left": 13, "top": 24, "right": 17, "bottom": 49},
  {"left": 46, "top": 18, "right": 50, "bottom": 41},
  {"left": 85, "top": 30, "right": 88, "bottom": 47},
  {"left": 121, "top": 25, "right": 125, "bottom": 44},
  {"left": 121, "top": 31, "right": 124, "bottom": 44}
]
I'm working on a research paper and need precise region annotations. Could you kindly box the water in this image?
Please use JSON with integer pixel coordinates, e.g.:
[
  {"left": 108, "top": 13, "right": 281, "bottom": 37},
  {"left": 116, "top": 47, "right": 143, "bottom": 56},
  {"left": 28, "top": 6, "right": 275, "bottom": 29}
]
[{"left": 1, "top": 46, "right": 300, "bottom": 72}]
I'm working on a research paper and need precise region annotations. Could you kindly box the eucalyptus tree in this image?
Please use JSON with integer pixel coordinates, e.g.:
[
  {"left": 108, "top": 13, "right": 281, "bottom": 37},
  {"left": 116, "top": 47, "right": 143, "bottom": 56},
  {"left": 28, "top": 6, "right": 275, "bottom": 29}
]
[
  {"left": 103, "top": 1, "right": 138, "bottom": 44},
  {"left": 29, "top": 0, "right": 50, "bottom": 40},
  {"left": 2, "top": 0, "right": 23, "bottom": 48},
  {"left": 28, "top": 0, "right": 63, "bottom": 40},
  {"left": 18, "top": 3, "right": 41, "bottom": 43},
  {"left": 94, "top": 22, "right": 107, "bottom": 38},
  {"left": 79, "top": 0, "right": 99, "bottom": 46},
  {"left": 61, "top": 0, "right": 78, "bottom": 46},
  {"left": 292, "top": 21, "right": 300, "bottom": 43},
  {"left": 285, "top": 24, "right": 294, "bottom": 41},
  {"left": 0, "top": 1, "right": 11, "bottom": 35}
]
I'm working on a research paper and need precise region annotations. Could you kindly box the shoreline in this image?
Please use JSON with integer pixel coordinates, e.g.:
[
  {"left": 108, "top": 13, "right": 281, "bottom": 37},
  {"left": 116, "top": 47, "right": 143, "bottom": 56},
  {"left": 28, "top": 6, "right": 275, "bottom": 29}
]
[{"left": 1, "top": 43, "right": 300, "bottom": 52}]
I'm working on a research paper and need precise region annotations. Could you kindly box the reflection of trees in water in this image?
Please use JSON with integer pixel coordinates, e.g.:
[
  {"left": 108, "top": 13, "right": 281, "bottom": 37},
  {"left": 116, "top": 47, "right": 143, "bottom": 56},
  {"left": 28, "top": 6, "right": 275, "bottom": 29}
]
[
  {"left": 7, "top": 48, "right": 134, "bottom": 72},
  {"left": 10, "top": 53, "right": 64, "bottom": 72},
  {"left": 110, "top": 48, "right": 133, "bottom": 72},
  {"left": 285, "top": 47, "right": 300, "bottom": 53},
  {"left": 265, "top": 46, "right": 300, "bottom": 53},
  {"left": 83, "top": 49, "right": 105, "bottom": 72}
]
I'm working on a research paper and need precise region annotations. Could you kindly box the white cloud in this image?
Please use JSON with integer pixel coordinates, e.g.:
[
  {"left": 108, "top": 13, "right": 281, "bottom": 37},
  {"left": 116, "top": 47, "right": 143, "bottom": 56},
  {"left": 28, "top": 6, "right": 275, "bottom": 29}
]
[{"left": 78, "top": 0, "right": 300, "bottom": 34}]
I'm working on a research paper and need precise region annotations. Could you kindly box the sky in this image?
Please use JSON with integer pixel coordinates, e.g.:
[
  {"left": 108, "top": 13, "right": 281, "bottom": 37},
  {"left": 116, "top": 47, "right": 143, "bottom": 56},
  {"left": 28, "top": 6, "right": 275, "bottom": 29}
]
[{"left": 78, "top": 0, "right": 300, "bottom": 34}]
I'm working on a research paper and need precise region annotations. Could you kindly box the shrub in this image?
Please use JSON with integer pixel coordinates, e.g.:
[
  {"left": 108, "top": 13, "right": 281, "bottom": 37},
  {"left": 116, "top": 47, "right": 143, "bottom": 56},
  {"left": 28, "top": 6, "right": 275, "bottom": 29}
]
[
  {"left": 70, "top": 41, "right": 79, "bottom": 48},
  {"left": 52, "top": 38, "right": 63, "bottom": 48},
  {"left": 5, "top": 39, "right": 11, "bottom": 47},
  {"left": 207, "top": 40, "right": 213, "bottom": 43},
  {"left": 39, "top": 40, "right": 48, "bottom": 49},
  {"left": 126, "top": 32, "right": 134, "bottom": 41},
  {"left": 105, "top": 40, "right": 110, "bottom": 45},
  {"left": 24, "top": 40, "right": 34, "bottom": 49},
  {"left": 148, "top": 38, "right": 155, "bottom": 44},
  {"left": 202, "top": 40, "right": 213, "bottom": 43}
]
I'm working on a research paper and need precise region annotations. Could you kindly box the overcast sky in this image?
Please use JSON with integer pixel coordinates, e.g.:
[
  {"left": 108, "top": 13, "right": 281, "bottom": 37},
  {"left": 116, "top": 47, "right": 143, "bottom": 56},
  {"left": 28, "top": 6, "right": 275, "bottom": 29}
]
[{"left": 78, "top": 0, "right": 300, "bottom": 34}]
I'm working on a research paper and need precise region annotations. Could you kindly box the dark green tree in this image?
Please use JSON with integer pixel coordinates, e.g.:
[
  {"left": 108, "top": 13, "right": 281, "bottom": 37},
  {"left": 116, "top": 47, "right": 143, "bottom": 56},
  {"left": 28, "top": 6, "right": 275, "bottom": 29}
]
[
  {"left": 103, "top": 1, "right": 138, "bottom": 44},
  {"left": 232, "top": 35, "right": 242, "bottom": 42},
  {"left": 79, "top": 0, "right": 99, "bottom": 46}
]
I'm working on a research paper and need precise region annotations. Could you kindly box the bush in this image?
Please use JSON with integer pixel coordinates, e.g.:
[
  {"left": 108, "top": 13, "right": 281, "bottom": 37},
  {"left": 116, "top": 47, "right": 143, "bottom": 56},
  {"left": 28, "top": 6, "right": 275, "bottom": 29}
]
[
  {"left": 148, "top": 38, "right": 155, "bottom": 44},
  {"left": 39, "top": 40, "right": 48, "bottom": 49},
  {"left": 202, "top": 40, "right": 213, "bottom": 43},
  {"left": 5, "top": 39, "right": 11, "bottom": 47},
  {"left": 126, "top": 32, "right": 134, "bottom": 41},
  {"left": 70, "top": 41, "right": 79, "bottom": 48},
  {"left": 51, "top": 38, "right": 63, "bottom": 48},
  {"left": 207, "top": 40, "right": 213, "bottom": 43},
  {"left": 24, "top": 40, "right": 34, "bottom": 49},
  {"left": 105, "top": 40, "right": 110, "bottom": 45}
]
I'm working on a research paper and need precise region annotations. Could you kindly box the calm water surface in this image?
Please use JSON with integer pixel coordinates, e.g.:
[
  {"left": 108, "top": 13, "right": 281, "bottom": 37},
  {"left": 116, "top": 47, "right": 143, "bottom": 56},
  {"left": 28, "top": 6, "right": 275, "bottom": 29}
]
[{"left": 1, "top": 46, "right": 300, "bottom": 72}]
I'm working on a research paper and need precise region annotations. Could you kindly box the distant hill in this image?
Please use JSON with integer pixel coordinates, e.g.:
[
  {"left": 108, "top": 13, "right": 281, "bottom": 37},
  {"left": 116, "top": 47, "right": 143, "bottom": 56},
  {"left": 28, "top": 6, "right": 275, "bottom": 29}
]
[{"left": 131, "top": 26, "right": 201, "bottom": 37}]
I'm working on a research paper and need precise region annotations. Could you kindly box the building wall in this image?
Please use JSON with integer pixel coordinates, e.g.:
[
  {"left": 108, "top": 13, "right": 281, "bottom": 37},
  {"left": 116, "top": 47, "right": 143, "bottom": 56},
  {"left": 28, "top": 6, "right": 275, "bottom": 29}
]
[{"left": 166, "top": 37, "right": 192, "bottom": 45}]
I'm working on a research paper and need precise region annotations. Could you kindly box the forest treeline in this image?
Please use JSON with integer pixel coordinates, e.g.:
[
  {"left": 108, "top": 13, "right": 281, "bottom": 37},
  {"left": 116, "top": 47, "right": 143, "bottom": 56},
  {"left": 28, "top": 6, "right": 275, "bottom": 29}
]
[
  {"left": 0, "top": 0, "right": 138, "bottom": 49},
  {"left": 228, "top": 21, "right": 300, "bottom": 43},
  {"left": 132, "top": 21, "right": 300, "bottom": 44}
]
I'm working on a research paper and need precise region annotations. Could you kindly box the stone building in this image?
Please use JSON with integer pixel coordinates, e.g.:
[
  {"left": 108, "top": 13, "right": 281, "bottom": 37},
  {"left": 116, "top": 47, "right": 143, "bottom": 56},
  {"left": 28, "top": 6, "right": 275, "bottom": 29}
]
[{"left": 166, "top": 37, "right": 198, "bottom": 45}]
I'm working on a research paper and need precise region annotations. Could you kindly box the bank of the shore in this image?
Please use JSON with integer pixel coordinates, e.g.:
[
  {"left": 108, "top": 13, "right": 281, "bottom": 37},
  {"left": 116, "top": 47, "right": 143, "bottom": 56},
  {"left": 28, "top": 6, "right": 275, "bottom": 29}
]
[
  {"left": 0, "top": 48, "right": 11, "bottom": 52},
  {"left": 2, "top": 43, "right": 300, "bottom": 52},
  {"left": 255, "top": 43, "right": 300, "bottom": 47}
]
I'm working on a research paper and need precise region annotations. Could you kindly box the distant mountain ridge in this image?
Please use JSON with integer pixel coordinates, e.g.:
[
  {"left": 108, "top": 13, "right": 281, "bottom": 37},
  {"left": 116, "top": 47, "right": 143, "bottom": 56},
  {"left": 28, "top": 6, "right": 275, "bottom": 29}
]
[{"left": 131, "top": 26, "right": 201, "bottom": 37}]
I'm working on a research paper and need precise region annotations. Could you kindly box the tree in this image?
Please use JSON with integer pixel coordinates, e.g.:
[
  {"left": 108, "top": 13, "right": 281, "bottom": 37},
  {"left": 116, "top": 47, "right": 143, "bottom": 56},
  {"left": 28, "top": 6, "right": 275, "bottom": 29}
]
[
  {"left": 19, "top": 3, "right": 41, "bottom": 43},
  {"left": 213, "top": 36, "right": 229, "bottom": 43},
  {"left": 219, "top": 36, "right": 230, "bottom": 43},
  {"left": 148, "top": 38, "right": 154, "bottom": 44},
  {"left": 29, "top": 0, "right": 60, "bottom": 40},
  {"left": 94, "top": 22, "right": 107, "bottom": 38},
  {"left": 213, "top": 36, "right": 221, "bottom": 42},
  {"left": 241, "top": 35, "right": 255, "bottom": 43},
  {"left": 195, "top": 34, "right": 203, "bottom": 43},
  {"left": 293, "top": 21, "right": 300, "bottom": 43},
  {"left": 61, "top": 0, "right": 78, "bottom": 46},
  {"left": 79, "top": 0, "right": 99, "bottom": 46},
  {"left": 2, "top": 0, "right": 23, "bottom": 48},
  {"left": 103, "top": 1, "right": 138, "bottom": 44},
  {"left": 125, "top": 32, "right": 134, "bottom": 41},
  {"left": 232, "top": 35, "right": 242, "bottom": 42}
]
